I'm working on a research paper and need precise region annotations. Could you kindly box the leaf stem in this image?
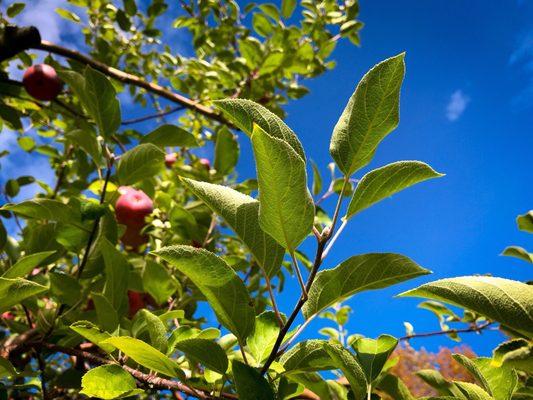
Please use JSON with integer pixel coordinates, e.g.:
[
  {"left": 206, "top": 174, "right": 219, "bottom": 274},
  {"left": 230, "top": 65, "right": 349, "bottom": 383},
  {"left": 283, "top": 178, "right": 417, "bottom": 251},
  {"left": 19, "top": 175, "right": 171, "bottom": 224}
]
[
  {"left": 290, "top": 251, "right": 308, "bottom": 300},
  {"left": 263, "top": 272, "right": 284, "bottom": 327},
  {"left": 322, "top": 219, "right": 347, "bottom": 260}
]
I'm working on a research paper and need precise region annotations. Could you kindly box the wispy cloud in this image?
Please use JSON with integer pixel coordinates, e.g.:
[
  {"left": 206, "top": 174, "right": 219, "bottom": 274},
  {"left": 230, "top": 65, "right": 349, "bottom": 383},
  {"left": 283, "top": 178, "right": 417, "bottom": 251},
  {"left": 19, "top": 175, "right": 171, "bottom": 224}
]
[
  {"left": 509, "top": 31, "right": 533, "bottom": 110},
  {"left": 446, "top": 90, "right": 470, "bottom": 121}
]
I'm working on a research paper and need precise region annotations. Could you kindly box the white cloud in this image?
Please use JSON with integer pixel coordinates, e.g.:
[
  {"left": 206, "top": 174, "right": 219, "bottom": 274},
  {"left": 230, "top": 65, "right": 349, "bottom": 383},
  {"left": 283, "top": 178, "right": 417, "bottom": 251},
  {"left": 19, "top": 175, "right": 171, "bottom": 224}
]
[
  {"left": 0, "top": 130, "right": 55, "bottom": 201},
  {"left": 446, "top": 90, "right": 470, "bottom": 121},
  {"left": 10, "top": 0, "right": 74, "bottom": 44}
]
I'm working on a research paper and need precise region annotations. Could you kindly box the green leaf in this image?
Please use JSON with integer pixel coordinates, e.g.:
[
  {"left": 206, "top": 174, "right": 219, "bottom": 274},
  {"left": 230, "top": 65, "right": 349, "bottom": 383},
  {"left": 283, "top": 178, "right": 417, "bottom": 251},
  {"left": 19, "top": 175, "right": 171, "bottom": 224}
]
[
  {"left": 49, "top": 272, "right": 82, "bottom": 306},
  {"left": 80, "top": 365, "right": 143, "bottom": 399},
  {"left": 0, "top": 357, "right": 18, "bottom": 378},
  {"left": 123, "top": 0, "right": 137, "bottom": 15},
  {"left": 6, "top": 3, "right": 25, "bottom": 17},
  {"left": 281, "top": 0, "right": 297, "bottom": 18},
  {"left": 468, "top": 357, "right": 518, "bottom": 400},
  {"left": 116, "top": 143, "right": 165, "bottom": 184},
  {"left": 100, "top": 239, "right": 129, "bottom": 310},
  {"left": 70, "top": 321, "right": 115, "bottom": 353},
  {"left": 253, "top": 13, "right": 274, "bottom": 37},
  {"left": 346, "top": 161, "right": 443, "bottom": 219},
  {"left": 214, "top": 99, "right": 305, "bottom": 160},
  {"left": 501, "top": 246, "right": 533, "bottom": 263},
  {"left": 232, "top": 360, "right": 275, "bottom": 400},
  {"left": 311, "top": 160, "right": 322, "bottom": 196},
  {"left": 303, "top": 253, "right": 430, "bottom": 319},
  {"left": 330, "top": 53, "right": 405, "bottom": 176},
  {"left": 377, "top": 374, "right": 415, "bottom": 400},
  {"left": 64, "top": 129, "right": 102, "bottom": 165},
  {"left": 153, "top": 246, "right": 255, "bottom": 342},
  {"left": 174, "top": 339, "right": 228, "bottom": 374},
  {"left": 55, "top": 8, "right": 81, "bottom": 22},
  {"left": 281, "top": 340, "right": 367, "bottom": 397},
  {"left": 323, "top": 344, "right": 367, "bottom": 399},
  {"left": 280, "top": 340, "right": 338, "bottom": 372},
  {"left": 399, "top": 276, "right": 533, "bottom": 338},
  {"left": 142, "top": 260, "right": 178, "bottom": 305},
  {"left": 517, "top": 211, "right": 533, "bottom": 233},
  {"left": 102, "top": 336, "right": 179, "bottom": 377},
  {"left": 138, "top": 309, "right": 167, "bottom": 353},
  {"left": 60, "top": 67, "right": 121, "bottom": 136},
  {"left": 259, "top": 52, "right": 285, "bottom": 75},
  {"left": 0, "top": 277, "right": 47, "bottom": 312},
  {"left": 2, "top": 251, "right": 55, "bottom": 279},
  {"left": 92, "top": 292, "right": 119, "bottom": 333},
  {"left": 454, "top": 382, "right": 493, "bottom": 400},
  {"left": 416, "top": 369, "right": 460, "bottom": 397},
  {"left": 492, "top": 339, "right": 533, "bottom": 373},
  {"left": 140, "top": 124, "right": 198, "bottom": 148},
  {"left": 214, "top": 127, "right": 239, "bottom": 175},
  {"left": 251, "top": 124, "right": 315, "bottom": 250},
  {"left": 181, "top": 178, "right": 285, "bottom": 277},
  {"left": 352, "top": 334, "right": 398, "bottom": 382},
  {"left": 1, "top": 199, "right": 82, "bottom": 227},
  {"left": 248, "top": 311, "right": 282, "bottom": 365}
]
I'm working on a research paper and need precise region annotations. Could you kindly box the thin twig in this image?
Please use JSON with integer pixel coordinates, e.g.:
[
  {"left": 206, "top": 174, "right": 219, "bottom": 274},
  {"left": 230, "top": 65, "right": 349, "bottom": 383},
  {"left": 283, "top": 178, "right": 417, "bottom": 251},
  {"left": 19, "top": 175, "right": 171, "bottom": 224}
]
[
  {"left": 121, "top": 105, "right": 185, "bottom": 125},
  {"left": 51, "top": 145, "right": 74, "bottom": 199},
  {"left": 399, "top": 321, "right": 494, "bottom": 341},
  {"left": 263, "top": 272, "right": 284, "bottom": 327}
]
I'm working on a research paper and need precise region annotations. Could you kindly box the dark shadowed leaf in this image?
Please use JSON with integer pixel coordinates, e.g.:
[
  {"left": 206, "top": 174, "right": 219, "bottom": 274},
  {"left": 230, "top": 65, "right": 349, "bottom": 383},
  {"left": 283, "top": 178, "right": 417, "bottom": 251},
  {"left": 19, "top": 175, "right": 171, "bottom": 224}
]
[
  {"left": 181, "top": 178, "right": 284, "bottom": 277},
  {"left": 232, "top": 360, "right": 274, "bottom": 400},
  {"left": 154, "top": 246, "right": 255, "bottom": 342}
]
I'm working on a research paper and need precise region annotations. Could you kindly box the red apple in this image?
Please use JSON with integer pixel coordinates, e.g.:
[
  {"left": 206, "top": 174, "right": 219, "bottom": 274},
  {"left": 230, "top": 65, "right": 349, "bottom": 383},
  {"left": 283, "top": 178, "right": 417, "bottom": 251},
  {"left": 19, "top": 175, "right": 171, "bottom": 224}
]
[
  {"left": 22, "top": 64, "right": 62, "bottom": 101},
  {"left": 115, "top": 187, "right": 153, "bottom": 247},
  {"left": 199, "top": 158, "right": 211, "bottom": 170},
  {"left": 165, "top": 153, "right": 177, "bottom": 168},
  {"left": 127, "top": 290, "right": 145, "bottom": 317}
]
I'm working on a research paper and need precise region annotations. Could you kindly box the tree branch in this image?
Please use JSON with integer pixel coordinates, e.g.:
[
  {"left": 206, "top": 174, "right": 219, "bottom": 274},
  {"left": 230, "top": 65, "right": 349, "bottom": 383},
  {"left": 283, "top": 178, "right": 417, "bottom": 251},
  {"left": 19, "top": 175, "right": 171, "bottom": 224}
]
[{"left": 32, "top": 39, "right": 229, "bottom": 126}]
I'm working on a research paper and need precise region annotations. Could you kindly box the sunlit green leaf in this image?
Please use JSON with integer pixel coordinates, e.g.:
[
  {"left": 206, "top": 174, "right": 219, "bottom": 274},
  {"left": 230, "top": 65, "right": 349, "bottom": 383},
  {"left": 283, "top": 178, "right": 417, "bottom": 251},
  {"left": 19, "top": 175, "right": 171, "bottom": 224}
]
[
  {"left": 400, "top": 276, "right": 533, "bottom": 338},
  {"left": 103, "top": 336, "right": 179, "bottom": 377},
  {"left": 80, "top": 365, "right": 143, "bottom": 399},
  {"left": 303, "top": 253, "right": 430, "bottom": 319},
  {"left": 251, "top": 124, "right": 314, "bottom": 250},
  {"left": 330, "top": 53, "right": 405, "bottom": 176},
  {"left": 346, "top": 161, "right": 443, "bottom": 219}
]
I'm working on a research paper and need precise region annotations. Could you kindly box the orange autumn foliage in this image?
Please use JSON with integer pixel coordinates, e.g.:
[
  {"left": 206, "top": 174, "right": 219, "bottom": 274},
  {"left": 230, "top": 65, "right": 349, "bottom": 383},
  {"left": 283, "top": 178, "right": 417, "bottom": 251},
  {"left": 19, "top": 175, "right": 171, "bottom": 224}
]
[{"left": 389, "top": 343, "right": 476, "bottom": 397}]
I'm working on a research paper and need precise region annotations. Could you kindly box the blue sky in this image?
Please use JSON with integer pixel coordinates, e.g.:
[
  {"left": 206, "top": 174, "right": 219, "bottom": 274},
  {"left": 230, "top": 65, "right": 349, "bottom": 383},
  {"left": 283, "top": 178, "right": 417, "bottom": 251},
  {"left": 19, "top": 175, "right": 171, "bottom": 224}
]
[{"left": 2, "top": 1, "right": 532, "bottom": 356}]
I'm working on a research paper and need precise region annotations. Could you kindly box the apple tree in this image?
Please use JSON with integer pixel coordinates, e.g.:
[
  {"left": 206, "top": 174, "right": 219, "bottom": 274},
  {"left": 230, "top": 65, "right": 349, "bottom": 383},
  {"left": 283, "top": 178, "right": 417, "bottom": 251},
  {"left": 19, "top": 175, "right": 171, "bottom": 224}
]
[{"left": 0, "top": 1, "right": 532, "bottom": 399}]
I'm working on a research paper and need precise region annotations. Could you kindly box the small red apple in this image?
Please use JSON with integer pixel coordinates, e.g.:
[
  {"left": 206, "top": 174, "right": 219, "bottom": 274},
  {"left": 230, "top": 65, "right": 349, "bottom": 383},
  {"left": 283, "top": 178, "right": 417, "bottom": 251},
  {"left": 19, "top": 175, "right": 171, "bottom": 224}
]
[
  {"left": 115, "top": 187, "right": 153, "bottom": 247},
  {"left": 199, "top": 158, "right": 211, "bottom": 170},
  {"left": 22, "top": 64, "right": 62, "bottom": 101},
  {"left": 165, "top": 153, "right": 177, "bottom": 168},
  {"left": 127, "top": 290, "right": 145, "bottom": 317},
  {"left": 1, "top": 311, "right": 14, "bottom": 320}
]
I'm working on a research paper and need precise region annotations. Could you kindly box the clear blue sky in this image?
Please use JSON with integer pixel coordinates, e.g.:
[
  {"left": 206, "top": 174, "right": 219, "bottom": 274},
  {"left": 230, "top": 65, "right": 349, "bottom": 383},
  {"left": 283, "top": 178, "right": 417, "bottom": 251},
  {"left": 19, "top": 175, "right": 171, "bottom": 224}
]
[
  {"left": 2, "top": 1, "right": 532, "bottom": 356},
  {"left": 267, "top": 0, "right": 533, "bottom": 355}
]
